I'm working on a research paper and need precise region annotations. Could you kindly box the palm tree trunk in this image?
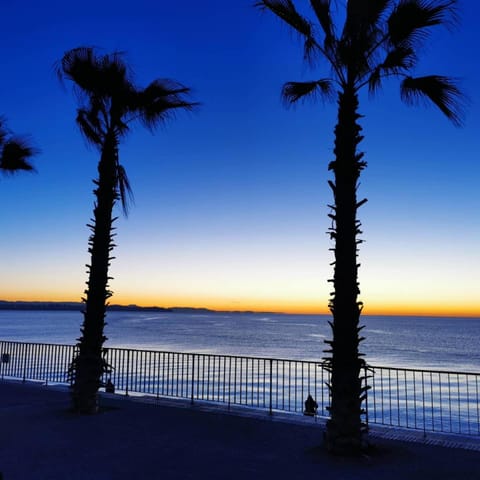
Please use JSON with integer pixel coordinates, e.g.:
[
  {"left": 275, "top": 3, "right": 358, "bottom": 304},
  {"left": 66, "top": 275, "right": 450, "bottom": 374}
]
[
  {"left": 325, "top": 86, "right": 367, "bottom": 454},
  {"left": 72, "top": 133, "right": 118, "bottom": 413}
]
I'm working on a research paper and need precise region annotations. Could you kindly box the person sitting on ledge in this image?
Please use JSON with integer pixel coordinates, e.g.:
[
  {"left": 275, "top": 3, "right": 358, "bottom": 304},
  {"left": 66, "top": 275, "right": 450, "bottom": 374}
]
[
  {"left": 304, "top": 394, "right": 318, "bottom": 416},
  {"left": 105, "top": 379, "right": 115, "bottom": 394}
]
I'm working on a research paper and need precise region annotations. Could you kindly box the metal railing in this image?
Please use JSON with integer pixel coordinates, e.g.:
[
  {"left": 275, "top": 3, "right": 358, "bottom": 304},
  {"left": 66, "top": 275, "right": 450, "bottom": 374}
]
[
  {"left": 368, "top": 366, "right": 480, "bottom": 435},
  {"left": 1, "top": 340, "right": 479, "bottom": 436},
  {"left": 0, "top": 341, "right": 74, "bottom": 385}
]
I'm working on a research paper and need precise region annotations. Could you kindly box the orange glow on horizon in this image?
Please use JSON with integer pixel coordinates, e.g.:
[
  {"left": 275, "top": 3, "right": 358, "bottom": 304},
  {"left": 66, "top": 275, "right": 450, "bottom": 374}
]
[{"left": 2, "top": 292, "right": 479, "bottom": 318}]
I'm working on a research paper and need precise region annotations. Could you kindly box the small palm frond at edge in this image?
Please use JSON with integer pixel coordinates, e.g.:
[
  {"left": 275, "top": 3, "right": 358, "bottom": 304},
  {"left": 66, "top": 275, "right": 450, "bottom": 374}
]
[{"left": 0, "top": 137, "right": 37, "bottom": 174}]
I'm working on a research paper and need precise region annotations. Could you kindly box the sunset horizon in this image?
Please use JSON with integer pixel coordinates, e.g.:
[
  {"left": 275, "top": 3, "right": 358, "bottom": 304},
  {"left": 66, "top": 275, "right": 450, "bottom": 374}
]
[{"left": 2, "top": 294, "right": 479, "bottom": 319}]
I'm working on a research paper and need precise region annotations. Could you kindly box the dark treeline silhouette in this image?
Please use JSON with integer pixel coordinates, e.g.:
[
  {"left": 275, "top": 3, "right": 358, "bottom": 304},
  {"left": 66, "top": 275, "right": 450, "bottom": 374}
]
[
  {"left": 56, "top": 47, "right": 197, "bottom": 414},
  {"left": 256, "top": 0, "right": 465, "bottom": 454}
]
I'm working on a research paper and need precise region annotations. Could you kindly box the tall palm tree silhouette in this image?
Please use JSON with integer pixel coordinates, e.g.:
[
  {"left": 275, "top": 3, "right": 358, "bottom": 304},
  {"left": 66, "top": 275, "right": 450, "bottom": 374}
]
[
  {"left": 256, "top": 0, "right": 464, "bottom": 453},
  {"left": 0, "top": 118, "right": 36, "bottom": 175},
  {"left": 57, "top": 47, "right": 197, "bottom": 413}
]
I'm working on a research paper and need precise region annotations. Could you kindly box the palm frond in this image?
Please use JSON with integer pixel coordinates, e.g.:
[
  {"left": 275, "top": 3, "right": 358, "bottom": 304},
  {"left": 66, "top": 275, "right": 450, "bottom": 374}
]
[
  {"left": 400, "top": 75, "right": 465, "bottom": 126},
  {"left": 0, "top": 137, "right": 37, "bottom": 174},
  {"left": 57, "top": 47, "right": 134, "bottom": 106},
  {"left": 97, "top": 51, "right": 133, "bottom": 99},
  {"left": 256, "top": 0, "right": 320, "bottom": 63},
  {"left": 382, "top": 45, "right": 417, "bottom": 70},
  {"left": 368, "top": 46, "right": 417, "bottom": 94},
  {"left": 344, "top": 0, "right": 392, "bottom": 39},
  {"left": 255, "top": 0, "right": 313, "bottom": 38},
  {"left": 76, "top": 108, "right": 105, "bottom": 147},
  {"left": 56, "top": 47, "right": 101, "bottom": 99},
  {"left": 282, "top": 79, "right": 335, "bottom": 105},
  {"left": 339, "top": 0, "right": 393, "bottom": 78},
  {"left": 303, "top": 35, "right": 319, "bottom": 64},
  {"left": 309, "top": 0, "right": 335, "bottom": 48},
  {"left": 134, "top": 79, "right": 198, "bottom": 131},
  {"left": 368, "top": 69, "right": 382, "bottom": 95},
  {"left": 364, "top": 0, "right": 393, "bottom": 28},
  {"left": 388, "top": 0, "right": 457, "bottom": 48},
  {"left": 116, "top": 164, "right": 134, "bottom": 216}
]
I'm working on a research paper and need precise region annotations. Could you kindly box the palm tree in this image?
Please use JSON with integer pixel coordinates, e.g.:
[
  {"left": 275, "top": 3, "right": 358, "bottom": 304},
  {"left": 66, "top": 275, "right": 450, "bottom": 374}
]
[
  {"left": 0, "top": 118, "right": 36, "bottom": 175},
  {"left": 256, "top": 0, "right": 464, "bottom": 454},
  {"left": 57, "top": 47, "right": 197, "bottom": 413}
]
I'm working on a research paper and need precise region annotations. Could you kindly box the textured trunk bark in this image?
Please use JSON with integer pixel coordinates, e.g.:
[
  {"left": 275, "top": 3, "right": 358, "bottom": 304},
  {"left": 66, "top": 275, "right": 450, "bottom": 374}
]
[
  {"left": 72, "top": 132, "right": 117, "bottom": 413},
  {"left": 325, "top": 86, "right": 367, "bottom": 454}
]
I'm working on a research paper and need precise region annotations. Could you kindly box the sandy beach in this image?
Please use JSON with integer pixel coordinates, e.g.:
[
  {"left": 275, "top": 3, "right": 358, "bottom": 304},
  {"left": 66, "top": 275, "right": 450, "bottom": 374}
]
[{"left": 0, "top": 379, "right": 479, "bottom": 479}]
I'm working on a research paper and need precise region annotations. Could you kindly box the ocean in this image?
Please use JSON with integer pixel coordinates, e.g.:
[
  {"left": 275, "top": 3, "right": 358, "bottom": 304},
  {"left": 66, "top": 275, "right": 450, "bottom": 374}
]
[{"left": 1, "top": 310, "right": 479, "bottom": 373}]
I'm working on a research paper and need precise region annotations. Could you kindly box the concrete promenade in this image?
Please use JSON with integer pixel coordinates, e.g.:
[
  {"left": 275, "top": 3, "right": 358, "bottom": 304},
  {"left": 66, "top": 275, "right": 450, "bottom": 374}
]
[{"left": 1, "top": 379, "right": 479, "bottom": 479}]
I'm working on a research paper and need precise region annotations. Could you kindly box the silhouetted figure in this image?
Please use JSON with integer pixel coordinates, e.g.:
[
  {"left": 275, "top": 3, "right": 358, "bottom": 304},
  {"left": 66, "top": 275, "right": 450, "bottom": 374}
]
[
  {"left": 304, "top": 394, "right": 318, "bottom": 416},
  {"left": 105, "top": 379, "right": 115, "bottom": 394}
]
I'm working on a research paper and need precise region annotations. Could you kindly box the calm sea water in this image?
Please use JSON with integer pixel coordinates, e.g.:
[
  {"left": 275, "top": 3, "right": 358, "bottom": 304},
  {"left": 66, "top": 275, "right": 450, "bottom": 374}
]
[{"left": 1, "top": 310, "right": 479, "bottom": 373}]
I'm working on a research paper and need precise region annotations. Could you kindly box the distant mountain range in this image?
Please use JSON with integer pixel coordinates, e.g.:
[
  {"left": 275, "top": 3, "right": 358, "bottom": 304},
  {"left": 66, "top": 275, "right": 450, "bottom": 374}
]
[
  {"left": 0, "top": 300, "right": 260, "bottom": 315},
  {"left": 0, "top": 300, "right": 168, "bottom": 312}
]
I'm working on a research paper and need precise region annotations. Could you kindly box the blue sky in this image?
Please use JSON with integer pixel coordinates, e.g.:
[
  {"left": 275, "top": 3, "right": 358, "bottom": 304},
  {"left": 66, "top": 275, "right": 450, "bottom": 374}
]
[{"left": 0, "top": 0, "right": 479, "bottom": 315}]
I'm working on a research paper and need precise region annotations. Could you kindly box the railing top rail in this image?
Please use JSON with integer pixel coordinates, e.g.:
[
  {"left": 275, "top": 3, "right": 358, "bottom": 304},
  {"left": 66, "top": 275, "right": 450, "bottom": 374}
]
[
  {"left": 0, "top": 339, "right": 74, "bottom": 349},
  {"left": 368, "top": 364, "right": 480, "bottom": 376},
  {"left": 1, "top": 339, "right": 479, "bottom": 377},
  {"left": 105, "top": 346, "right": 324, "bottom": 365}
]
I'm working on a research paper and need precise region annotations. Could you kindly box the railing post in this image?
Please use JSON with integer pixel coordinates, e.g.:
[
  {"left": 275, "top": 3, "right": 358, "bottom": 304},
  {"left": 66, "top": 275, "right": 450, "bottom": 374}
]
[
  {"left": 44, "top": 343, "right": 49, "bottom": 386},
  {"left": 22, "top": 343, "right": 28, "bottom": 383},
  {"left": 422, "top": 371, "right": 426, "bottom": 437},
  {"left": 364, "top": 364, "right": 369, "bottom": 431},
  {"left": 227, "top": 356, "right": 231, "bottom": 411},
  {"left": 269, "top": 358, "right": 273, "bottom": 416},
  {"left": 0, "top": 341, "right": 4, "bottom": 380},
  {"left": 125, "top": 349, "right": 130, "bottom": 396},
  {"left": 191, "top": 354, "right": 195, "bottom": 405}
]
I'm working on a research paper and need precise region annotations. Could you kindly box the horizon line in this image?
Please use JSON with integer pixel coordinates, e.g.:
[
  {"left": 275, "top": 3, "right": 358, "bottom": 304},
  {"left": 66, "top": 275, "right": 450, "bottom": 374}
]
[{"left": 1, "top": 299, "right": 479, "bottom": 319}]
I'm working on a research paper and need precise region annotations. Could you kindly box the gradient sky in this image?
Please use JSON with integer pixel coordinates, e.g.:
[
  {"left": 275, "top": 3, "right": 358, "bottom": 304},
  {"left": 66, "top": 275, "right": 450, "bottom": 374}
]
[{"left": 0, "top": 0, "right": 479, "bottom": 316}]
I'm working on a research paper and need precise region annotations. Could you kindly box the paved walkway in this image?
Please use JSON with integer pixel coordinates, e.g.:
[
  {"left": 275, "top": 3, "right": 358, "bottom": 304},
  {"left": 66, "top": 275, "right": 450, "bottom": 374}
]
[{"left": 1, "top": 380, "right": 479, "bottom": 479}]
